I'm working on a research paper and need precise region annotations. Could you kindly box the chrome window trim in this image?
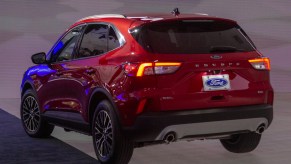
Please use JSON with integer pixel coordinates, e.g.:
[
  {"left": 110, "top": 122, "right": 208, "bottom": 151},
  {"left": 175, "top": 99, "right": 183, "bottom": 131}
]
[{"left": 110, "top": 24, "right": 126, "bottom": 47}]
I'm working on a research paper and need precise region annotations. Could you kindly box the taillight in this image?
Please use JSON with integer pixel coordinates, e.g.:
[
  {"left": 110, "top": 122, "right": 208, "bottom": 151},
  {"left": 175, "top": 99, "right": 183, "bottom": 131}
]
[
  {"left": 248, "top": 58, "right": 270, "bottom": 70},
  {"left": 137, "top": 63, "right": 154, "bottom": 76},
  {"left": 124, "top": 62, "right": 181, "bottom": 77},
  {"left": 124, "top": 63, "right": 139, "bottom": 76},
  {"left": 154, "top": 62, "right": 181, "bottom": 75}
]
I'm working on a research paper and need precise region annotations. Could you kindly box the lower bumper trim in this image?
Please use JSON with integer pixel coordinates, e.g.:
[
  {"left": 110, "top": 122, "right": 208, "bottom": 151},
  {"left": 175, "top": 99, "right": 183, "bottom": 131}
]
[
  {"left": 155, "top": 118, "right": 268, "bottom": 140},
  {"left": 123, "top": 104, "right": 273, "bottom": 142}
]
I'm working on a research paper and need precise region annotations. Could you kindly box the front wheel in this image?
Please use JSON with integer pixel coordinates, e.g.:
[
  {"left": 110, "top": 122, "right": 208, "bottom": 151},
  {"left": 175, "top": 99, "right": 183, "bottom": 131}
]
[
  {"left": 220, "top": 132, "right": 262, "bottom": 153},
  {"left": 20, "top": 89, "right": 54, "bottom": 138},
  {"left": 92, "top": 100, "right": 134, "bottom": 164}
]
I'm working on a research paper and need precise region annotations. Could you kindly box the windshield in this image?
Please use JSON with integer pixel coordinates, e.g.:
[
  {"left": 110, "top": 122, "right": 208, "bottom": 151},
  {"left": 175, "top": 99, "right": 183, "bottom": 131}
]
[{"left": 130, "top": 20, "right": 255, "bottom": 54}]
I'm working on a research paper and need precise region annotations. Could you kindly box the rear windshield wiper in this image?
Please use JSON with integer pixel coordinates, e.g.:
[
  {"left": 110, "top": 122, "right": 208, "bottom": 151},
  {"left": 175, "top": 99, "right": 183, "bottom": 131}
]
[{"left": 210, "top": 46, "right": 245, "bottom": 53}]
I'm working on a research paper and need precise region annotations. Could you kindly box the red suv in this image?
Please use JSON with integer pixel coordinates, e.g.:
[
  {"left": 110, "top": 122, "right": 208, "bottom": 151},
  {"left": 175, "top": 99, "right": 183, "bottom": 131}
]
[{"left": 21, "top": 11, "right": 273, "bottom": 164}]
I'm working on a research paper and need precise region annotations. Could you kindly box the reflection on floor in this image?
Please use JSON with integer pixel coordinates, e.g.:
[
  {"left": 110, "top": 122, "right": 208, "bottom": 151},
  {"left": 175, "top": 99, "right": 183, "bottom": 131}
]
[
  {"left": 0, "top": 108, "right": 98, "bottom": 164},
  {"left": 0, "top": 93, "right": 291, "bottom": 164}
]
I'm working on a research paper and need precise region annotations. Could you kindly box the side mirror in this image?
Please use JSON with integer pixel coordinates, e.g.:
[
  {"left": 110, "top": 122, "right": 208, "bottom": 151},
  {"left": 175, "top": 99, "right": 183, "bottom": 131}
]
[{"left": 31, "top": 52, "right": 47, "bottom": 64}]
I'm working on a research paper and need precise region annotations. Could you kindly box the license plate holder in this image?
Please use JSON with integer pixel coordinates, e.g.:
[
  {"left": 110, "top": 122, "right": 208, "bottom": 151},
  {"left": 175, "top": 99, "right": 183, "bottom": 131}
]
[{"left": 202, "top": 74, "right": 231, "bottom": 91}]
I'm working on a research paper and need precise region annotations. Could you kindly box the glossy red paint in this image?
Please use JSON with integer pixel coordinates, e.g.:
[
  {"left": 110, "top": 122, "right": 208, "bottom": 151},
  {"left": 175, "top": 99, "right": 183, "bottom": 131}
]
[
  {"left": 21, "top": 13, "right": 273, "bottom": 127},
  {"left": 20, "top": 13, "right": 275, "bottom": 163}
]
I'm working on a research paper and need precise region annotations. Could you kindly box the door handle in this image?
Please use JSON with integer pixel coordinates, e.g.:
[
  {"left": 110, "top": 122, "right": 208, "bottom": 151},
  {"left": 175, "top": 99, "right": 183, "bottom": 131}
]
[{"left": 86, "top": 67, "right": 96, "bottom": 75}]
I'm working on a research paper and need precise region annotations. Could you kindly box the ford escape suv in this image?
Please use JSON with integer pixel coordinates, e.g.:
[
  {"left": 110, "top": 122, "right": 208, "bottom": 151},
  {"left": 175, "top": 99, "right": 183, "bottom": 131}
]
[{"left": 20, "top": 11, "right": 273, "bottom": 164}]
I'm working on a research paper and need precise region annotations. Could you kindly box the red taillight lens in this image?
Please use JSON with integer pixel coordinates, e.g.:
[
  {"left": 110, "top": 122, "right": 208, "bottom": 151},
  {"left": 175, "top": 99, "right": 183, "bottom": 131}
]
[
  {"left": 136, "top": 99, "right": 147, "bottom": 114},
  {"left": 248, "top": 58, "right": 270, "bottom": 70},
  {"left": 124, "top": 62, "right": 181, "bottom": 77},
  {"left": 124, "top": 63, "right": 139, "bottom": 76}
]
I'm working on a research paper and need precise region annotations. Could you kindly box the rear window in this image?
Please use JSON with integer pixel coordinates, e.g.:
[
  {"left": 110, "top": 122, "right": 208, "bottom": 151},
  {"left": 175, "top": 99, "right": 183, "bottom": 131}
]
[{"left": 130, "top": 20, "right": 255, "bottom": 54}]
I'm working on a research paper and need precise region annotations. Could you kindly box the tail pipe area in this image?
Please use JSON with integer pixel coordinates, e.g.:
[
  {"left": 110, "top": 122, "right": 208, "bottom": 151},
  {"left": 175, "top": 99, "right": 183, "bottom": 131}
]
[
  {"left": 163, "top": 132, "right": 177, "bottom": 144},
  {"left": 256, "top": 124, "right": 266, "bottom": 134}
]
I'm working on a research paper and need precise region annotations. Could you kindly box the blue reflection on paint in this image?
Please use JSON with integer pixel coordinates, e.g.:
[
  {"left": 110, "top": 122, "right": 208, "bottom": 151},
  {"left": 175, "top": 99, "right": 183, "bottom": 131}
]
[
  {"left": 27, "top": 65, "right": 53, "bottom": 77},
  {"left": 116, "top": 93, "right": 126, "bottom": 101},
  {"left": 53, "top": 41, "right": 64, "bottom": 55},
  {"left": 21, "top": 65, "right": 54, "bottom": 91},
  {"left": 44, "top": 104, "right": 50, "bottom": 110},
  {"left": 85, "top": 88, "right": 90, "bottom": 96}
]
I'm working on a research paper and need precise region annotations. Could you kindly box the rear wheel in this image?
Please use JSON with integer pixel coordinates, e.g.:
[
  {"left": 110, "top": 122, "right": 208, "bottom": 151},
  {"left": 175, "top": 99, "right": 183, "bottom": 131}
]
[
  {"left": 220, "top": 132, "right": 261, "bottom": 153},
  {"left": 92, "top": 100, "right": 134, "bottom": 164},
  {"left": 20, "top": 89, "right": 54, "bottom": 138}
]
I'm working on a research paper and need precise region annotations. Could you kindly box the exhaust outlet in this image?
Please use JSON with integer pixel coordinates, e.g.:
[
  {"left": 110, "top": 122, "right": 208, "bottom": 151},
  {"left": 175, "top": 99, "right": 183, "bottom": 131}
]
[
  {"left": 164, "top": 132, "right": 176, "bottom": 144},
  {"left": 256, "top": 124, "right": 266, "bottom": 134}
]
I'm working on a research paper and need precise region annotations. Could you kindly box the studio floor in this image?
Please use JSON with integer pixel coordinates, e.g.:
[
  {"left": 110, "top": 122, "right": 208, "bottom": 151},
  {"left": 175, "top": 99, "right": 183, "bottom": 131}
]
[{"left": 0, "top": 93, "right": 290, "bottom": 164}]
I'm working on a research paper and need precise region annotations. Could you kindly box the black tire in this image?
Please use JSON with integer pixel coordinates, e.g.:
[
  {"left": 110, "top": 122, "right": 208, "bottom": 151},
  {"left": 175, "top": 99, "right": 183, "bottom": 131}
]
[
  {"left": 92, "top": 100, "right": 134, "bottom": 164},
  {"left": 220, "top": 132, "right": 262, "bottom": 153},
  {"left": 20, "top": 89, "right": 54, "bottom": 138}
]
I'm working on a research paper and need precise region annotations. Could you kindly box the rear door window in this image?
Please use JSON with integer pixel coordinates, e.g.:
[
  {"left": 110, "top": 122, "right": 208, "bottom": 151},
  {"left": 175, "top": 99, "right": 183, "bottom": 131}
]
[
  {"left": 108, "top": 27, "right": 121, "bottom": 51},
  {"left": 77, "top": 24, "right": 108, "bottom": 58}
]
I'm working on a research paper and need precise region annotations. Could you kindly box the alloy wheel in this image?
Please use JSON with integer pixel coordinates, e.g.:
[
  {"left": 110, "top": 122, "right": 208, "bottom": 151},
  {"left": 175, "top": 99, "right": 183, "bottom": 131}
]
[
  {"left": 94, "top": 110, "right": 113, "bottom": 158},
  {"left": 22, "top": 96, "right": 41, "bottom": 132}
]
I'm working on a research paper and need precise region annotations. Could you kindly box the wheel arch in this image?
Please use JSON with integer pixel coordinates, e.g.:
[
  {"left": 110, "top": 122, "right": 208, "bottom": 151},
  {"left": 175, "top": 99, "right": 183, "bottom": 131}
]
[
  {"left": 88, "top": 88, "right": 122, "bottom": 128},
  {"left": 21, "top": 81, "right": 36, "bottom": 97}
]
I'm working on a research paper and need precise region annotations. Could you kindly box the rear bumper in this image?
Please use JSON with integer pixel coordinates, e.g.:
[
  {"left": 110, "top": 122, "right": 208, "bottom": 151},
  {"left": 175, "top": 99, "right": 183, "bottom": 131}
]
[{"left": 123, "top": 104, "right": 273, "bottom": 142}]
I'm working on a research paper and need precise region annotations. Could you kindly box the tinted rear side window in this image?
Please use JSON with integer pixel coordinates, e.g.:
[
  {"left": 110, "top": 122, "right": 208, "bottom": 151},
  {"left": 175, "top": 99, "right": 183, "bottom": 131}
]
[
  {"left": 77, "top": 24, "right": 108, "bottom": 58},
  {"left": 131, "top": 20, "right": 255, "bottom": 54},
  {"left": 108, "top": 27, "right": 120, "bottom": 51}
]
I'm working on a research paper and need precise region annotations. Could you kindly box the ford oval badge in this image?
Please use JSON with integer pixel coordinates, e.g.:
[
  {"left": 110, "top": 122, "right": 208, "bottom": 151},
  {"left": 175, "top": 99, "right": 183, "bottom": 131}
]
[
  {"left": 206, "top": 78, "right": 228, "bottom": 88},
  {"left": 210, "top": 55, "right": 222, "bottom": 59}
]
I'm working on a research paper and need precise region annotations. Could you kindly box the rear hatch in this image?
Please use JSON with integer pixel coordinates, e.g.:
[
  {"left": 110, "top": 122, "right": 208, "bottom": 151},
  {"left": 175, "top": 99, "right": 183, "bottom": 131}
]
[{"left": 130, "top": 19, "right": 272, "bottom": 111}]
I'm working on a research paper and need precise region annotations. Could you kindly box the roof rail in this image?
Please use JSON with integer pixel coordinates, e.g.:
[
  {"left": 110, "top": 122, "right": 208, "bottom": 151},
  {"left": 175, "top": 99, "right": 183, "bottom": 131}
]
[
  {"left": 194, "top": 13, "right": 208, "bottom": 16},
  {"left": 78, "top": 14, "right": 126, "bottom": 21}
]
